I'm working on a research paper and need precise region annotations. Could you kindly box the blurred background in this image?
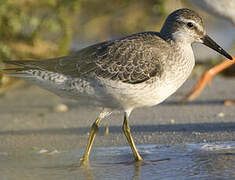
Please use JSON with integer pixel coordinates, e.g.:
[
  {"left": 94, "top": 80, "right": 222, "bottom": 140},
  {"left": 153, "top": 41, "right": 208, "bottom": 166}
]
[{"left": 0, "top": 0, "right": 234, "bottom": 94}]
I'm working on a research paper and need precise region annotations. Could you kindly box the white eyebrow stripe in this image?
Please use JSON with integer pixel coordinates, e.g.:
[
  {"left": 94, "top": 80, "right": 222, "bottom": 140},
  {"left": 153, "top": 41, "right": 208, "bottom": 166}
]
[{"left": 177, "top": 18, "right": 204, "bottom": 32}]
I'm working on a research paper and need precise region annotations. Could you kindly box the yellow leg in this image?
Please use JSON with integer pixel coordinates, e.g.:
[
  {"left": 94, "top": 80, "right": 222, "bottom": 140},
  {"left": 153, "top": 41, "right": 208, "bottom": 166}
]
[
  {"left": 80, "top": 109, "right": 110, "bottom": 165},
  {"left": 122, "top": 112, "right": 143, "bottom": 161}
]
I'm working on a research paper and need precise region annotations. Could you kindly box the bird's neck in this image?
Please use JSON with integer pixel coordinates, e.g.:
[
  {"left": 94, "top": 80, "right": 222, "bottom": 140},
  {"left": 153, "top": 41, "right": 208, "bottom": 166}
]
[
  {"left": 173, "top": 41, "right": 195, "bottom": 78},
  {"left": 160, "top": 26, "right": 195, "bottom": 78},
  {"left": 160, "top": 42, "right": 195, "bottom": 92}
]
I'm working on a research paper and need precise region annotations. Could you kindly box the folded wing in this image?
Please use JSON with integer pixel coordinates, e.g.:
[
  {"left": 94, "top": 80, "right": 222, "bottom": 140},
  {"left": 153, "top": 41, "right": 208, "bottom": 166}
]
[{"left": 2, "top": 32, "right": 169, "bottom": 84}]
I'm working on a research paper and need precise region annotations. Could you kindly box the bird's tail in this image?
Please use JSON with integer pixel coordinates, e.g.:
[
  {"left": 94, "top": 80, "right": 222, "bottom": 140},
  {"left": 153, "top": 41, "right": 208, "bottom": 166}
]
[{"left": 0, "top": 60, "right": 40, "bottom": 77}]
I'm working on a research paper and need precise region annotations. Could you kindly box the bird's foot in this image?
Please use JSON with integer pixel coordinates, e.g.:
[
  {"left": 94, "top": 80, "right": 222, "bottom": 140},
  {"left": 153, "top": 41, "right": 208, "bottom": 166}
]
[{"left": 79, "top": 156, "right": 89, "bottom": 166}]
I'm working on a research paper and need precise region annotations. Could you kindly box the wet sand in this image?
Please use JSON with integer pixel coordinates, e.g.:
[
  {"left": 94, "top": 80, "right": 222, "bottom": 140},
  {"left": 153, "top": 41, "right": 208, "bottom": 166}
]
[{"left": 0, "top": 76, "right": 234, "bottom": 153}]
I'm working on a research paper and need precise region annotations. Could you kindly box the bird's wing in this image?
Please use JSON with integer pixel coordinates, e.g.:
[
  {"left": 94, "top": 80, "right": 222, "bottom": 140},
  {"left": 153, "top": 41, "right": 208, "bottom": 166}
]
[{"left": 2, "top": 32, "right": 170, "bottom": 84}]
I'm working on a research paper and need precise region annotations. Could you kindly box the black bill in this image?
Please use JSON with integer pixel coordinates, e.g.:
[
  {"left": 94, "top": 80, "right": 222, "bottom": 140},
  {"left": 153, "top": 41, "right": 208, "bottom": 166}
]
[{"left": 202, "top": 35, "right": 233, "bottom": 60}]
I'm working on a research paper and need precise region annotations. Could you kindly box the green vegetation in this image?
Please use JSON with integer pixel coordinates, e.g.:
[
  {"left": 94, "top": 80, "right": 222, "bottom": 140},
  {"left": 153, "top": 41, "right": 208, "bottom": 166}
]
[
  {"left": 0, "top": 0, "right": 81, "bottom": 90},
  {"left": 0, "top": 0, "right": 80, "bottom": 60}
]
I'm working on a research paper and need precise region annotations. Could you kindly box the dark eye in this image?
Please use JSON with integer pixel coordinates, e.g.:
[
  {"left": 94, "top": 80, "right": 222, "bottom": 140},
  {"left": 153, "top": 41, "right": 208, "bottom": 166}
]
[{"left": 187, "top": 22, "right": 194, "bottom": 28}]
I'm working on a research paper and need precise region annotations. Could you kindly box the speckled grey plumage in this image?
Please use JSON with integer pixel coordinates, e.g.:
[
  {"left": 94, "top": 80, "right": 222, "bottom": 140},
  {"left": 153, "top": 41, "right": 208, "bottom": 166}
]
[
  {"left": 5, "top": 32, "right": 167, "bottom": 84},
  {"left": 2, "top": 8, "right": 230, "bottom": 112}
]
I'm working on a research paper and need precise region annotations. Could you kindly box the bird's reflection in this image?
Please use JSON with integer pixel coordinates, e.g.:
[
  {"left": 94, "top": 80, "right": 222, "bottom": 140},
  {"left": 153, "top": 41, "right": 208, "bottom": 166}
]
[
  {"left": 79, "top": 158, "right": 171, "bottom": 180},
  {"left": 132, "top": 161, "right": 143, "bottom": 180},
  {"left": 79, "top": 161, "right": 143, "bottom": 180},
  {"left": 80, "top": 164, "right": 94, "bottom": 180}
]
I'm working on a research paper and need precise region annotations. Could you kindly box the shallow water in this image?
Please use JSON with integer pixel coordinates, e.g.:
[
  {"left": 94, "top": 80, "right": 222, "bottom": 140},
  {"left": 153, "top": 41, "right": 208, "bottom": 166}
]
[{"left": 0, "top": 142, "right": 234, "bottom": 180}]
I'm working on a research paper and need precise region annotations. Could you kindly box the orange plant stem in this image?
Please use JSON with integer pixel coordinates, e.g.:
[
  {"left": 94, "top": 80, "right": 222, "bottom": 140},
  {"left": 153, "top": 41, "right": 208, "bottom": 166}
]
[{"left": 183, "top": 56, "right": 235, "bottom": 102}]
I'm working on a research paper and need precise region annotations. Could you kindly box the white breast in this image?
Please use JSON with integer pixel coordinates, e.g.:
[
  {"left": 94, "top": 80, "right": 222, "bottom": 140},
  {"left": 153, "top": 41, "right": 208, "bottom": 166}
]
[{"left": 98, "top": 43, "right": 195, "bottom": 110}]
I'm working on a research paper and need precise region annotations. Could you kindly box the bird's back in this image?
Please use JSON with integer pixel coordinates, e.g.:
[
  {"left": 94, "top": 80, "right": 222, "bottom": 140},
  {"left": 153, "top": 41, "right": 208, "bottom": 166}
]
[{"left": 3, "top": 32, "right": 171, "bottom": 83}]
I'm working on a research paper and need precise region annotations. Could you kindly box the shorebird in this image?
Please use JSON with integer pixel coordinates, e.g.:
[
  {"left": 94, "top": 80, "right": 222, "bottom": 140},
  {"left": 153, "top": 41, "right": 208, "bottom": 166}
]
[
  {"left": 0, "top": 8, "right": 232, "bottom": 164},
  {"left": 183, "top": 0, "right": 235, "bottom": 104}
]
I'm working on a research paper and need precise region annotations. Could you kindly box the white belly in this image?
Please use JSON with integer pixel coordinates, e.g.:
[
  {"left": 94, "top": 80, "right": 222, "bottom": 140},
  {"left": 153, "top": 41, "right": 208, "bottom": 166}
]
[{"left": 99, "top": 73, "right": 190, "bottom": 110}]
